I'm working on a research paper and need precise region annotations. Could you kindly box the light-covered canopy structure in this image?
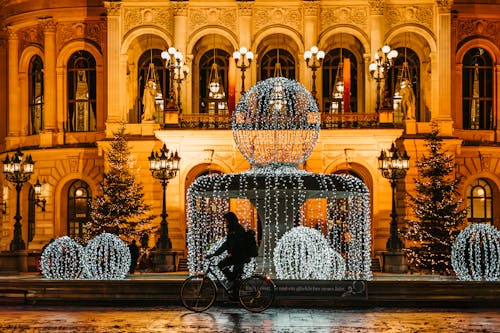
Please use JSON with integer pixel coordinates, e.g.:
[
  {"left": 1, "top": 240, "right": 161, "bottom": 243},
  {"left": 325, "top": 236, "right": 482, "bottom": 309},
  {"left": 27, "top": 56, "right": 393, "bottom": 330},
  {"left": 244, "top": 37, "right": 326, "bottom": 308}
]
[{"left": 186, "top": 77, "right": 372, "bottom": 280}]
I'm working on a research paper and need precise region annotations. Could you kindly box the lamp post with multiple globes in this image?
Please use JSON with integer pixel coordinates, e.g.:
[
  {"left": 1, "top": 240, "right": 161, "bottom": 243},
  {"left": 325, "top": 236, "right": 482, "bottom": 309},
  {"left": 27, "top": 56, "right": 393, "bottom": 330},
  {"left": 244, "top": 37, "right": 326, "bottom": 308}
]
[
  {"left": 233, "top": 47, "right": 254, "bottom": 95},
  {"left": 303, "top": 46, "right": 325, "bottom": 103},
  {"left": 369, "top": 45, "right": 398, "bottom": 111},
  {"left": 149, "top": 143, "right": 180, "bottom": 271},
  {"left": 378, "top": 142, "right": 410, "bottom": 272}
]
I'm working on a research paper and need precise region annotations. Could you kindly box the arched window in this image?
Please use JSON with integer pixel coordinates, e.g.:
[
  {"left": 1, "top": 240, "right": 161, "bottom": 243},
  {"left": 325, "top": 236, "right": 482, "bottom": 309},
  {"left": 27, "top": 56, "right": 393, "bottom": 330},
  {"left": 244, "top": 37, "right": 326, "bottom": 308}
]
[
  {"left": 322, "top": 48, "right": 358, "bottom": 113},
  {"left": 137, "top": 49, "right": 170, "bottom": 123},
  {"left": 28, "top": 186, "right": 36, "bottom": 243},
  {"left": 68, "top": 180, "right": 91, "bottom": 238},
  {"left": 67, "top": 51, "right": 96, "bottom": 132},
  {"left": 387, "top": 48, "right": 420, "bottom": 122},
  {"left": 259, "top": 49, "right": 296, "bottom": 80},
  {"left": 199, "top": 49, "right": 230, "bottom": 114},
  {"left": 462, "top": 48, "right": 493, "bottom": 130},
  {"left": 467, "top": 178, "right": 493, "bottom": 224},
  {"left": 28, "top": 55, "right": 44, "bottom": 134}
]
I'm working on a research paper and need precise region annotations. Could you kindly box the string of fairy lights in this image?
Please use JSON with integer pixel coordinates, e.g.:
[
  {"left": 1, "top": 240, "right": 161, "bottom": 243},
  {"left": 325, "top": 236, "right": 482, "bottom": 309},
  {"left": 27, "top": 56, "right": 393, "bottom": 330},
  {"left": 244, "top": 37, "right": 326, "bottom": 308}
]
[
  {"left": 40, "top": 233, "right": 131, "bottom": 280},
  {"left": 186, "top": 77, "right": 372, "bottom": 280},
  {"left": 451, "top": 223, "right": 499, "bottom": 281}
]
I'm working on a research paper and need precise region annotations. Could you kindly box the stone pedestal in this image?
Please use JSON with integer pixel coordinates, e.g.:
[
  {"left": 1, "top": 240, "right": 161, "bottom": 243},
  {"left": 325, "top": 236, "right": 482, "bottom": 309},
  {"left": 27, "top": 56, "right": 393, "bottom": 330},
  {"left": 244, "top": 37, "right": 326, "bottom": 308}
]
[
  {"left": 153, "top": 250, "right": 177, "bottom": 272},
  {"left": 140, "top": 121, "right": 160, "bottom": 136},
  {"left": 383, "top": 251, "right": 408, "bottom": 273},
  {"left": 404, "top": 119, "right": 417, "bottom": 135},
  {"left": 378, "top": 108, "right": 394, "bottom": 125},
  {"left": 164, "top": 111, "right": 179, "bottom": 126}
]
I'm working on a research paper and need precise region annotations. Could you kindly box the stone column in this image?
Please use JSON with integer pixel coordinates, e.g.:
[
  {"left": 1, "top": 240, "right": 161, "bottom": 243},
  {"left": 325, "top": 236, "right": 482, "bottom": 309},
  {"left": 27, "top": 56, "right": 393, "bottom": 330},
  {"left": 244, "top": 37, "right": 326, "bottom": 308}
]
[
  {"left": 303, "top": 1, "right": 319, "bottom": 93},
  {"left": 368, "top": 0, "right": 385, "bottom": 114},
  {"left": 435, "top": 0, "right": 454, "bottom": 136},
  {"left": 105, "top": 1, "right": 122, "bottom": 127},
  {"left": 236, "top": 2, "right": 253, "bottom": 104},
  {"left": 7, "top": 28, "right": 21, "bottom": 138},
  {"left": 173, "top": 2, "right": 188, "bottom": 114},
  {"left": 40, "top": 19, "right": 58, "bottom": 146}
]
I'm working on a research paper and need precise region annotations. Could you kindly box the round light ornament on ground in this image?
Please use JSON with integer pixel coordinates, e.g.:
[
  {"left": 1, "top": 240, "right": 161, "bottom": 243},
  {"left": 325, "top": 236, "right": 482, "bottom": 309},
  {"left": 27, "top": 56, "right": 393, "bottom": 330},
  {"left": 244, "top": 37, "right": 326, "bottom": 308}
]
[
  {"left": 451, "top": 223, "right": 500, "bottom": 281},
  {"left": 274, "top": 226, "right": 344, "bottom": 280},
  {"left": 232, "top": 77, "right": 320, "bottom": 168},
  {"left": 40, "top": 236, "right": 85, "bottom": 280},
  {"left": 83, "top": 233, "right": 131, "bottom": 280}
]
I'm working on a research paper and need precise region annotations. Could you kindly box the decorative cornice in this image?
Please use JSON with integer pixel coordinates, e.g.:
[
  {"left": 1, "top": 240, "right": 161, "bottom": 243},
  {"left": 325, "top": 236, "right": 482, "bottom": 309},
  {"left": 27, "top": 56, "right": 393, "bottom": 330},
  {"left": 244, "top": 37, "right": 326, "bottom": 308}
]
[
  {"left": 303, "top": 1, "right": 319, "bottom": 17},
  {"left": 321, "top": 7, "right": 368, "bottom": 31},
  {"left": 173, "top": 2, "right": 188, "bottom": 16},
  {"left": 238, "top": 2, "right": 254, "bottom": 16},
  {"left": 436, "top": 0, "right": 453, "bottom": 13},
  {"left": 386, "top": 6, "right": 433, "bottom": 31},
  {"left": 104, "top": 1, "right": 121, "bottom": 16},
  {"left": 456, "top": 18, "right": 500, "bottom": 47},
  {"left": 368, "top": 0, "right": 384, "bottom": 15},
  {"left": 39, "top": 18, "right": 57, "bottom": 33}
]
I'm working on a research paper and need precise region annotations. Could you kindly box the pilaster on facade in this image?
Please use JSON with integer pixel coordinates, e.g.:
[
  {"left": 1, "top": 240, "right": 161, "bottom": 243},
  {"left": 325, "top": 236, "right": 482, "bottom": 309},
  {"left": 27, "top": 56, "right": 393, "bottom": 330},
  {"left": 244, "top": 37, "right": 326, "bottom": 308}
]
[
  {"left": 104, "top": 1, "right": 122, "bottom": 126},
  {"left": 41, "top": 19, "right": 58, "bottom": 137},
  {"left": 7, "top": 27, "right": 21, "bottom": 139},
  {"left": 435, "top": 0, "right": 454, "bottom": 136}
]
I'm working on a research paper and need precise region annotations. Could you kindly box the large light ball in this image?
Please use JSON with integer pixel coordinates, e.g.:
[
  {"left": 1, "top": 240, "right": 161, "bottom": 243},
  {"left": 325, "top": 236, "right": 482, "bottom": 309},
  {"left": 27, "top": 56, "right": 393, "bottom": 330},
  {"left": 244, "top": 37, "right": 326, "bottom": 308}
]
[
  {"left": 203, "top": 236, "right": 256, "bottom": 281},
  {"left": 451, "top": 223, "right": 500, "bottom": 281},
  {"left": 40, "top": 236, "right": 85, "bottom": 280},
  {"left": 83, "top": 233, "right": 131, "bottom": 280},
  {"left": 232, "top": 77, "right": 320, "bottom": 168},
  {"left": 274, "top": 226, "right": 344, "bottom": 280}
]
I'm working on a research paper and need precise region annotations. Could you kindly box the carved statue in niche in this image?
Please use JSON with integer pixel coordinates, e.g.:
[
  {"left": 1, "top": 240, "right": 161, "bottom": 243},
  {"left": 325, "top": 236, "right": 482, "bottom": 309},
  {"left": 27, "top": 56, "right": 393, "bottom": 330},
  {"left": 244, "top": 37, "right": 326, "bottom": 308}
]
[
  {"left": 142, "top": 79, "right": 157, "bottom": 122},
  {"left": 400, "top": 79, "right": 416, "bottom": 120}
]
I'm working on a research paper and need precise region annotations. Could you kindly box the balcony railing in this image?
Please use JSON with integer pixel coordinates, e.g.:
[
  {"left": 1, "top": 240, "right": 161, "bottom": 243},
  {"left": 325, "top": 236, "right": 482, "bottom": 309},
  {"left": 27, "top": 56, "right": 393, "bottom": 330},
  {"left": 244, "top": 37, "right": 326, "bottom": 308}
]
[{"left": 178, "top": 112, "right": 391, "bottom": 129}]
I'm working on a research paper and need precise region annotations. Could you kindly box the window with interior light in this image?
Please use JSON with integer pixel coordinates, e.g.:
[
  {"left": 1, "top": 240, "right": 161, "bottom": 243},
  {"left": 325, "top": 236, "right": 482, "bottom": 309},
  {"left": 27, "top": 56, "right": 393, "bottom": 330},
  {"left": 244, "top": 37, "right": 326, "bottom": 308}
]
[
  {"left": 67, "top": 51, "right": 97, "bottom": 132},
  {"left": 68, "top": 180, "right": 91, "bottom": 238},
  {"left": 28, "top": 55, "right": 44, "bottom": 134},
  {"left": 467, "top": 178, "right": 493, "bottom": 224},
  {"left": 462, "top": 48, "right": 493, "bottom": 130}
]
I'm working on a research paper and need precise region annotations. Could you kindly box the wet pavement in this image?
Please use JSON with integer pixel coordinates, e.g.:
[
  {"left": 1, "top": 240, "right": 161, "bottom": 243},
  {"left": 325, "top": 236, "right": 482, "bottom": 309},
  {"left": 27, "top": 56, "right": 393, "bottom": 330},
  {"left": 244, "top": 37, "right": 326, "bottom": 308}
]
[{"left": 0, "top": 305, "right": 498, "bottom": 333}]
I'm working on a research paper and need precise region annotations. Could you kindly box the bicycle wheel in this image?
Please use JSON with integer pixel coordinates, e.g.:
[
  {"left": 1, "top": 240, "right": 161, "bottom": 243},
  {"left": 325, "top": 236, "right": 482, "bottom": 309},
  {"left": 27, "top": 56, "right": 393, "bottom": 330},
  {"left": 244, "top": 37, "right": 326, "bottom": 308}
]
[
  {"left": 238, "top": 275, "right": 275, "bottom": 312},
  {"left": 180, "top": 274, "right": 216, "bottom": 312}
]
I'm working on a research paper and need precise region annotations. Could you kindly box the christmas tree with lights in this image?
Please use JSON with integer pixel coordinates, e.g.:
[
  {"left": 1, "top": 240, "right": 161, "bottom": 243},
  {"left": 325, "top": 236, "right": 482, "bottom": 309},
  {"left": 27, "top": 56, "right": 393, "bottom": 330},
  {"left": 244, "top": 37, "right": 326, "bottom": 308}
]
[
  {"left": 86, "top": 122, "right": 155, "bottom": 244},
  {"left": 404, "top": 130, "right": 467, "bottom": 274}
]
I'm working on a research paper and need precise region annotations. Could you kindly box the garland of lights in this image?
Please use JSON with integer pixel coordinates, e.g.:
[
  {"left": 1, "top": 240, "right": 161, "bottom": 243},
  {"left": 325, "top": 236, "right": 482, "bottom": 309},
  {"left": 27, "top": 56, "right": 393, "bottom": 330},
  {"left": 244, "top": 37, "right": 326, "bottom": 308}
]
[
  {"left": 83, "top": 233, "right": 131, "bottom": 280},
  {"left": 203, "top": 236, "right": 256, "bottom": 281},
  {"left": 451, "top": 223, "right": 500, "bottom": 281},
  {"left": 186, "top": 77, "right": 372, "bottom": 280},
  {"left": 41, "top": 236, "right": 85, "bottom": 280},
  {"left": 273, "top": 226, "right": 346, "bottom": 280}
]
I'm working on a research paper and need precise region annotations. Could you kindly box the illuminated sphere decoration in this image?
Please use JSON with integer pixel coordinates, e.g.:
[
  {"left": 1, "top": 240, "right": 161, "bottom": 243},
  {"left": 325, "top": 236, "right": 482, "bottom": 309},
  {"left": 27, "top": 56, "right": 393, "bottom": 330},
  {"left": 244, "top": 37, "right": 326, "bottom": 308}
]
[
  {"left": 40, "top": 236, "right": 85, "bottom": 280},
  {"left": 204, "top": 236, "right": 256, "bottom": 281},
  {"left": 83, "top": 233, "right": 131, "bottom": 280},
  {"left": 232, "top": 77, "right": 320, "bottom": 167},
  {"left": 451, "top": 223, "right": 500, "bottom": 281},
  {"left": 274, "top": 226, "right": 345, "bottom": 280}
]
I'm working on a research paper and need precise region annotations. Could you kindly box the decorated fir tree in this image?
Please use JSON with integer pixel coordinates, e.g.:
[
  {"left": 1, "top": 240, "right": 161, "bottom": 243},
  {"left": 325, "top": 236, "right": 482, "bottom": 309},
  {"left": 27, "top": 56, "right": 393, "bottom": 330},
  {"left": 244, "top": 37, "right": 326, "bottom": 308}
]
[
  {"left": 404, "top": 130, "right": 467, "bottom": 274},
  {"left": 86, "top": 123, "right": 155, "bottom": 244}
]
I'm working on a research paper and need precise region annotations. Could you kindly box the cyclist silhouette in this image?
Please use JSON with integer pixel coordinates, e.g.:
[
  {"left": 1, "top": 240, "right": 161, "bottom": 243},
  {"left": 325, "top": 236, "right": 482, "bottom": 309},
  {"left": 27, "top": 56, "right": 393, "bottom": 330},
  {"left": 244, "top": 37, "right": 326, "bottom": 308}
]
[{"left": 206, "top": 212, "right": 250, "bottom": 294}]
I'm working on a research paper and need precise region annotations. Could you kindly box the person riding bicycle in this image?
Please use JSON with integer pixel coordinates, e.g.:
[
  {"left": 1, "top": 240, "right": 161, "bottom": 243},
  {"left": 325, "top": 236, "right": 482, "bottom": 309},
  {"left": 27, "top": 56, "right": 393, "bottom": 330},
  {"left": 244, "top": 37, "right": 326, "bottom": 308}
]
[{"left": 206, "top": 212, "right": 251, "bottom": 295}]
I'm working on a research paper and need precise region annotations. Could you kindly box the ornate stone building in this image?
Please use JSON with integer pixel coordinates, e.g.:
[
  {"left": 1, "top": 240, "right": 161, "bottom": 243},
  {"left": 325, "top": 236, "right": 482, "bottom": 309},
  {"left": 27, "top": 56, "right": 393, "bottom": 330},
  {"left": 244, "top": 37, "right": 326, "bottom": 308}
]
[{"left": 0, "top": 0, "right": 499, "bottom": 271}]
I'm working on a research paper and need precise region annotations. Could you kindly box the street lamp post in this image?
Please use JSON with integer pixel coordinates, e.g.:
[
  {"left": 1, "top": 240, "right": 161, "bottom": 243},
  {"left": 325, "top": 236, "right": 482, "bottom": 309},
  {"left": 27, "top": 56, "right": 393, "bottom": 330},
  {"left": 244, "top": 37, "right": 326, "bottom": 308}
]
[
  {"left": 149, "top": 143, "right": 180, "bottom": 271},
  {"left": 303, "top": 46, "right": 325, "bottom": 103},
  {"left": 2, "top": 149, "right": 34, "bottom": 252},
  {"left": 161, "top": 47, "right": 189, "bottom": 119},
  {"left": 369, "top": 45, "right": 398, "bottom": 111},
  {"left": 233, "top": 47, "right": 253, "bottom": 95},
  {"left": 378, "top": 142, "right": 410, "bottom": 272}
]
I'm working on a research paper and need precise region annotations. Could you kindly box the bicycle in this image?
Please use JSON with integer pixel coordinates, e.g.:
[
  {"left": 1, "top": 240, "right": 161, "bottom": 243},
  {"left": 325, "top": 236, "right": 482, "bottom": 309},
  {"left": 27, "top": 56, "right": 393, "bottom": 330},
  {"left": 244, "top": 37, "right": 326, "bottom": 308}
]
[{"left": 180, "top": 259, "right": 275, "bottom": 313}]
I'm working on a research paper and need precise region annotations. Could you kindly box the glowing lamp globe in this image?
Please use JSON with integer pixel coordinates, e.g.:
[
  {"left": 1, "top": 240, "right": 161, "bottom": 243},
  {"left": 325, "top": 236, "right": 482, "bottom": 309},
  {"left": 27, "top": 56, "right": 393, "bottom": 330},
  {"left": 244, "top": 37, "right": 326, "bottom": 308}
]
[{"left": 232, "top": 77, "right": 320, "bottom": 168}]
